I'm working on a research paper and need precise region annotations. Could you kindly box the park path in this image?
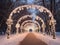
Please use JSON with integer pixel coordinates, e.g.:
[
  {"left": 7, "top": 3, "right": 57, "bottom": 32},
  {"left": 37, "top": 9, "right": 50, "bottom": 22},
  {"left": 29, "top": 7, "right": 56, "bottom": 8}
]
[{"left": 18, "top": 33, "right": 48, "bottom": 45}]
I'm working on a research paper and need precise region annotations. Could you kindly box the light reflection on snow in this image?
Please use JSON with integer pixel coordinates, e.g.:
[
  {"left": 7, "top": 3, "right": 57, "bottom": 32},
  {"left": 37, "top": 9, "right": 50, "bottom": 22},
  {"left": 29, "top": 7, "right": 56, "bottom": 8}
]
[{"left": 0, "top": 32, "right": 60, "bottom": 45}]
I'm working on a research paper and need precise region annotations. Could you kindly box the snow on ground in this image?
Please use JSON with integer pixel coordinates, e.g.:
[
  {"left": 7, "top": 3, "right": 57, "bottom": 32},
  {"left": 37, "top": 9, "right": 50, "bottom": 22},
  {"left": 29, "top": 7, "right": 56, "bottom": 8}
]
[
  {"left": 0, "top": 32, "right": 60, "bottom": 45},
  {"left": 0, "top": 32, "right": 29, "bottom": 45},
  {"left": 34, "top": 32, "right": 60, "bottom": 45}
]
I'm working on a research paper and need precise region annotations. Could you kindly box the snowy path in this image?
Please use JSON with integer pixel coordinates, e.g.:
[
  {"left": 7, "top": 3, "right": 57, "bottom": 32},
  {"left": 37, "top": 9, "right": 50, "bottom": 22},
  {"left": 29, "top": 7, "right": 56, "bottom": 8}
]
[
  {"left": 0, "top": 32, "right": 60, "bottom": 45},
  {"left": 19, "top": 33, "right": 47, "bottom": 45}
]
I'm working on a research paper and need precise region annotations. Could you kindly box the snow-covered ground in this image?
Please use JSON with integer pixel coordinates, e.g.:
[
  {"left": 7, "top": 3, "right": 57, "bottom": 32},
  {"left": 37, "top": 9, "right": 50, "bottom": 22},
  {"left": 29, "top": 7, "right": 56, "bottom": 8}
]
[
  {"left": 0, "top": 32, "right": 60, "bottom": 45},
  {"left": 34, "top": 32, "right": 60, "bottom": 45},
  {"left": 0, "top": 32, "right": 29, "bottom": 45}
]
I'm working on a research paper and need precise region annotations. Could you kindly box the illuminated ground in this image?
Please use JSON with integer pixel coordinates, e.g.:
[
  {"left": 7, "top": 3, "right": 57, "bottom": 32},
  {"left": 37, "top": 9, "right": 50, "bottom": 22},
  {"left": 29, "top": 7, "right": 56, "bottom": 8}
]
[
  {"left": 19, "top": 33, "right": 47, "bottom": 45},
  {"left": 0, "top": 32, "right": 60, "bottom": 45}
]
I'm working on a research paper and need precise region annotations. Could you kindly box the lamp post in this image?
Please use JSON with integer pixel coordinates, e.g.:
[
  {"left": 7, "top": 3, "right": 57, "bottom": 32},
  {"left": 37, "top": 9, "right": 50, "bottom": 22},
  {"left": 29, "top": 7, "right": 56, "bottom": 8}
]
[{"left": 6, "top": 19, "right": 13, "bottom": 39}]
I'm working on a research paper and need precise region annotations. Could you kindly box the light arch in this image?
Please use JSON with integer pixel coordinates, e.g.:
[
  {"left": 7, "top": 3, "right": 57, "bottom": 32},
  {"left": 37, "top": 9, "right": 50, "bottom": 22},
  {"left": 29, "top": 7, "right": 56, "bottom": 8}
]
[
  {"left": 16, "top": 15, "right": 45, "bottom": 26},
  {"left": 9, "top": 5, "right": 54, "bottom": 20},
  {"left": 6, "top": 5, "right": 56, "bottom": 39},
  {"left": 20, "top": 20, "right": 41, "bottom": 32}
]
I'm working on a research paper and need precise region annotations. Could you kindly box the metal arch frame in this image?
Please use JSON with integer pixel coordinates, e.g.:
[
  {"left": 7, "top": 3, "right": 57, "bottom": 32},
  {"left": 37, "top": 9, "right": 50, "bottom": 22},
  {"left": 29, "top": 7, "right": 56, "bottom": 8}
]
[
  {"left": 6, "top": 5, "right": 56, "bottom": 39},
  {"left": 17, "top": 15, "right": 45, "bottom": 26},
  {"left": 16, "top": 15, "right": 45, "bottom": 33},
  {"left": 23, "top": 23, "right": 40, "bottom": 32},
  {"left": 8, "top": 5, "right": 54, "bottom": 19},
  {"left": 16, "top": 15, "right": 45, "bottom": 26},
  {"left": 23, "top": 23, "right": 39, "bottom": 29},
  {"left": 20, "top": 20, "right": 41, "bottom": 31},
  {"left": 7, "top": 5, "right": 56, "bottom": 34},
  {"left": 8, "top": 5, "right": 56, "bottom": 33},
  {"left": 22, "top": 22, "right": 39, "bottom": 28}
]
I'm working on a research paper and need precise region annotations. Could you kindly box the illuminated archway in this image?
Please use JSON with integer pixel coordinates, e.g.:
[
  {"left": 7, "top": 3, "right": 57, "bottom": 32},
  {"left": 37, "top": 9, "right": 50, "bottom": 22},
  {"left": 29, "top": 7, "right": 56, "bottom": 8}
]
[
  {"left": 15, "top": 15, "right": 45, "bottom": 33},
  {"left": 23, "top": 23, "right": 39, "bottom": 32},
  {"left": 20, "top": 20, "right": 41, "bottom": 32},
  {"left": 7, "top": 5, "right": 56, "bottom": 35},
  {"left": 6, "top": 5, "right": 56, "bottom": 39},
  {"left": 9, "top": 5, "right": 54, "bottom": 19},
  {"left": 16, "top": 15, "right": 45, "bottom": 25}
]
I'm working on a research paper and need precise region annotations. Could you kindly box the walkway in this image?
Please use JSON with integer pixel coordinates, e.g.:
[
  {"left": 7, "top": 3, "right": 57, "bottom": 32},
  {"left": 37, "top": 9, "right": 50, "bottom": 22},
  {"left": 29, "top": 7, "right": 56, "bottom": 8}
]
[{"left": 19, "top": 33, "right": 48, "bottom": 45}]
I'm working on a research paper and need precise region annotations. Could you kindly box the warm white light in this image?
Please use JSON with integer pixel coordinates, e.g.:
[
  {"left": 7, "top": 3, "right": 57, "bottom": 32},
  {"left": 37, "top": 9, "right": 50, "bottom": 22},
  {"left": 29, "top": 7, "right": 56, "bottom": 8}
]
[
  {"left": 17, "top": 11, "right": 20, "bottom": 13},
  {"left": 24, "top": 23, "right": 38, "bottom": 32},
  {"left": 13, "top": 10, "right": 16, "bottom": 13},
  {"left": 15, "top": 23, "right": 20, "bottom": 28}
]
